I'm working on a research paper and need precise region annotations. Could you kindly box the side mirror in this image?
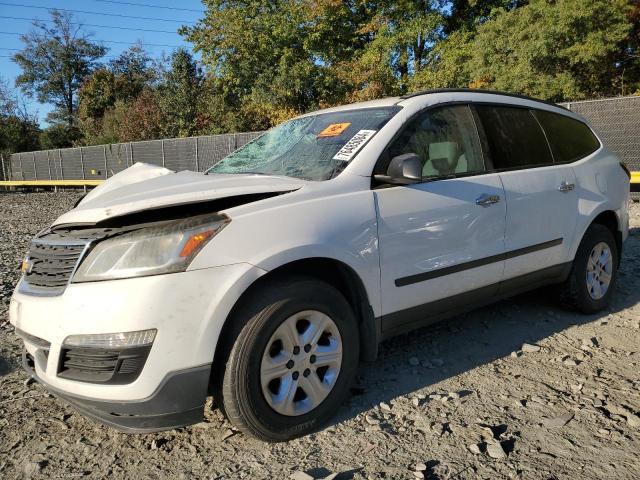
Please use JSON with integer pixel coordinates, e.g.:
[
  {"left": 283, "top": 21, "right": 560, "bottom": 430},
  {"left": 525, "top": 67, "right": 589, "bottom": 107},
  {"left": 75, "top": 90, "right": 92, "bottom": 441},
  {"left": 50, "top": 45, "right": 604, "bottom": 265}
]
[{"left": 374, "top": 153, "right": 422, "bottom": 185}]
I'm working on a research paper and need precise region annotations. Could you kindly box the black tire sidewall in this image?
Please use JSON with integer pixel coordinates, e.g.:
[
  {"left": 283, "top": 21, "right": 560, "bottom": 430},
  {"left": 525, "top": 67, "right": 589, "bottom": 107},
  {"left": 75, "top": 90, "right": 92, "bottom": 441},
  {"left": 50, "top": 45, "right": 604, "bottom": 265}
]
[
  {"left": 572, "top": 225, "right": 618, "bottom": 313},
  {"left": 225, "top": 279, "right": 359, "bottom": 441}
]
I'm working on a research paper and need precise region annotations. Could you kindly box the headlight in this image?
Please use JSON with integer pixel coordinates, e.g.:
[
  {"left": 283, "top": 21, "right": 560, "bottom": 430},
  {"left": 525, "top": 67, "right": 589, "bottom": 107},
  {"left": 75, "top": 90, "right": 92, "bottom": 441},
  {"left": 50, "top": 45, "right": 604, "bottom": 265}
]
[{"left": 73, "top": 214, "right": 229, "bottom": 282}]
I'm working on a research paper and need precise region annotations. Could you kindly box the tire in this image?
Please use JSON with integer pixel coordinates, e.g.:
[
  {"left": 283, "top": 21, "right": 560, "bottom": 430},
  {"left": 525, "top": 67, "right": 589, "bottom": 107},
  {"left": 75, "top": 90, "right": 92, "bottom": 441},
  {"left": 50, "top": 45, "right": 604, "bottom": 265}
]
[
  {"left": 559, "top": 224, "right": 618, "bottom": 314},
  {"left": 216, "top": 277, "right": 359, "bottom": 442}
]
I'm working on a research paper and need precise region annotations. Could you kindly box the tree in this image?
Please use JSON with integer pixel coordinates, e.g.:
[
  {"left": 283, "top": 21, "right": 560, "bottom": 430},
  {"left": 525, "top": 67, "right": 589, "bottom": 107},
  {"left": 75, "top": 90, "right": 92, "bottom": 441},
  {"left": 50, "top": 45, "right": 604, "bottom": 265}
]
[
  {"left": 78, "top": 45, "right": 158, "bottom": 144},
  {"left": 466, "top": 0, "right": 634, "bottom": 100},
  {"left": 335, "top": 1, "right": 444, "bottom": 99},
  {"left": 109, "top": 44, "right": 158, "bottom": 101},
  {"left": 411, "top": 0, "right": 636, "bottom": 100},
  {"left": 40, "top": 123, "right": 82, "bottom": 149},
  {"left": 13, "top": 10, "right": 107, "bottom": 127},
  {"left": 159, "top": 49, "right": 203, "bottom": 137},
  {"left": 104, "top": 89, "right": 166, "bottom": 142},
  {"left": 445, "top": 0, "right": 525, "bottom": 33},
  {"left": 181, "top": 0, "right": 361, "bottom": 131},
  {"left": 622, "top": 0, "right": 640, "bottom": 95},
  {"left": 78, "top": 69, "right": 118, "bottom": 121},
  {"left": 0, "top": 77, "right": 40, "bottom": 155},
  {"left": 408, "top": 29, "right": 475, "bottom": 90}
]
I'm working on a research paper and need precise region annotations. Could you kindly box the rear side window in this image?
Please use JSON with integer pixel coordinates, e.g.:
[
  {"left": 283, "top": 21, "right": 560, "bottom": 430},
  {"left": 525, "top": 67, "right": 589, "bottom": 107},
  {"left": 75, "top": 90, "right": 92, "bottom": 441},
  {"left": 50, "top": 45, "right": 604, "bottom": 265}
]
[
  {"left": 475, "top": 105, "right": 554, "bottom": 169},
  {"left": 533, "top": 110, "right": 600, "bottom": 163}
]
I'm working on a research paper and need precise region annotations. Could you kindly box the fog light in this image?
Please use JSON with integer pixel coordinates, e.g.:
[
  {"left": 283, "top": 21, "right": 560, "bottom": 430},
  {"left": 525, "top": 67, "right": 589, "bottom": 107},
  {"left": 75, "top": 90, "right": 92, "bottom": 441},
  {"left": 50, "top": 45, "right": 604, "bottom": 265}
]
[{"left": 63, "top": 329, "right": 156, "bottom": 348}]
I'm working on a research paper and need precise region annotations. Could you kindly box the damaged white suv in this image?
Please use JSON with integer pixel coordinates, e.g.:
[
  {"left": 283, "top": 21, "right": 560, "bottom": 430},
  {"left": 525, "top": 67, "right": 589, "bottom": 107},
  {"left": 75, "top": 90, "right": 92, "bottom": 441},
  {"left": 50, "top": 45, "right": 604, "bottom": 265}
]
[{"left": 10, "top": 89, "right": 630, "bottom": 441}]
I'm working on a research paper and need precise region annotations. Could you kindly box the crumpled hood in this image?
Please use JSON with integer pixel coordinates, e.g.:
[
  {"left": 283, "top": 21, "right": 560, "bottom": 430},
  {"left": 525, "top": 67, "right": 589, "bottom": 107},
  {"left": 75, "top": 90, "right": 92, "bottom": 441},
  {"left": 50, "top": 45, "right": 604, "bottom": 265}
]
[{"left": 53, "top": 163, "right": 305, "bottom": 226}]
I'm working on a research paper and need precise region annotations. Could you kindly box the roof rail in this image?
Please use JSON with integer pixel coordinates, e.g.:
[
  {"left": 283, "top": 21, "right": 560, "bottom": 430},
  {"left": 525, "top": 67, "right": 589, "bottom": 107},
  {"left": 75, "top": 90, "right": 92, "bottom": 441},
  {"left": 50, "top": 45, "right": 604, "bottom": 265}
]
[{"left": 399, "top": 88, "right": 570, "bottom": 111}]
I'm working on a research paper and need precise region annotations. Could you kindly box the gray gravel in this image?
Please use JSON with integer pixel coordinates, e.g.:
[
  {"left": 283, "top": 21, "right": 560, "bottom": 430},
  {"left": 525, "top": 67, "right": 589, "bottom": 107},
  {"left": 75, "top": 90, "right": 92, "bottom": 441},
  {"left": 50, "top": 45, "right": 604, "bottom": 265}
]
[{"left": 1, "top": 192, "right": 640, "bottom": 479}]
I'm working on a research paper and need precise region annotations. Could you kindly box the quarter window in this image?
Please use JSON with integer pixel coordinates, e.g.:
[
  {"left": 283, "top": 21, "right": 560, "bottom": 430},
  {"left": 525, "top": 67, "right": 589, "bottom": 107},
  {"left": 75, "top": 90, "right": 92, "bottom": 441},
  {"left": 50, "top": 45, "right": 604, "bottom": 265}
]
[
  {"left": 475, "top": 105, "right": 554, "bottom": 169},
  {"left": 383, "top": 105, "right": 485, "bottom": 178},
  {"left": 533, "top": 110, "right": 600, "bottom": 163}
]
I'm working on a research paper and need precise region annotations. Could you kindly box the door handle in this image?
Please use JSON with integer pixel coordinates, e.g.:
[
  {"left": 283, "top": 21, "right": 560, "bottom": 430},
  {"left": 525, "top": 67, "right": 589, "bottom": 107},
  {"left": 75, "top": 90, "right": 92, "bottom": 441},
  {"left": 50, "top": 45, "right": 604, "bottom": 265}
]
[
  {"left": 558, "top": 181, "right": 575, "bottom": 192},
  {"left": 475, "top": 194, "right": 501, "bottom": 206}
]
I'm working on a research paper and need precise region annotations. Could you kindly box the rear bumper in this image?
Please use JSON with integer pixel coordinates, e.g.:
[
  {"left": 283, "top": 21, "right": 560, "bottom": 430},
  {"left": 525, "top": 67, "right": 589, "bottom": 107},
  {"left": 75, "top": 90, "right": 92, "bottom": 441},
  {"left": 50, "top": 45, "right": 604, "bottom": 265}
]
[{"left": 23, "top": 350, "right": 210, "bottom": 433}]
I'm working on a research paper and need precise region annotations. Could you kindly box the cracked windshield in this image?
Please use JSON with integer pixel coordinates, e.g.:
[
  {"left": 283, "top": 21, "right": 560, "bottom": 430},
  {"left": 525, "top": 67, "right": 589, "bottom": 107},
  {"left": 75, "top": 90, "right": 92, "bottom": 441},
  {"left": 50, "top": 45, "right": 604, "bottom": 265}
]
[{"left": 206, "top": 107, "right": 400, "bottom": 180}]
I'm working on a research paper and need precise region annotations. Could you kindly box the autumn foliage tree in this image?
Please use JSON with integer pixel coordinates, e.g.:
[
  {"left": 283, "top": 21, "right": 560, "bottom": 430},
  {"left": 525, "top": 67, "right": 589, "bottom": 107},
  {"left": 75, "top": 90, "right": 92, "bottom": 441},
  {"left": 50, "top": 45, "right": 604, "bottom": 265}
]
[{"left": 12, "top": 0, "right": 640, "bottom": 149}]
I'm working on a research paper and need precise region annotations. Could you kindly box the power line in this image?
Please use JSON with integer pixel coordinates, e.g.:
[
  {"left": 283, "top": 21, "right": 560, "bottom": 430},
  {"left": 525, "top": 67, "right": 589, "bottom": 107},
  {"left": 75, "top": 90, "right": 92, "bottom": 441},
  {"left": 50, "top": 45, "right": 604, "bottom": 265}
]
[
  {"left": 0, "top": 31, "right": 183, "bottom": 48},
  {"left": 0, "top": 47, "right": 143, "bottom": 59},
  {"left": 0, "top": 2, "right": 196, "bottom": 24},
  {"left": 0, "top": 54, "right": 125, "bottom": 59},
  {"left": 0, "top": 15, "right": 178, "bottom": 34},
  {"left": 91, "top": 0, "right": 204, "bottom": 13}
]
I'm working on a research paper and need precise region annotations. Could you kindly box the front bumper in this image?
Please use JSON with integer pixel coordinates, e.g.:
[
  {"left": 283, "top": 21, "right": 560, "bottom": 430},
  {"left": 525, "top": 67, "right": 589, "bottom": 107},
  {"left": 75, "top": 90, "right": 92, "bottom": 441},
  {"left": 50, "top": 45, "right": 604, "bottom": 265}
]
[
  {"left": 9, "top": 263, "right": 267, "bottom": 431},
  {"left": 23, "top": 351, "right": 210, "bottom": 432}
]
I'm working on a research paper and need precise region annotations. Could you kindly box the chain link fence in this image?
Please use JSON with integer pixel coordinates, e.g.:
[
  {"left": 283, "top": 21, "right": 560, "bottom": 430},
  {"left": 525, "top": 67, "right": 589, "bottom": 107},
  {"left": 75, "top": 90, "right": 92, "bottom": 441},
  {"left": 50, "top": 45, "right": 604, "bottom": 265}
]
[
  {"left": 561, "top": 96, "right": 640, "bottom": 172},
  {"left": 0, "top": 132, "right": 263, "bottom": 182},
  {"left": 1, "top": 95, "right": 639, "bottom": 182}
]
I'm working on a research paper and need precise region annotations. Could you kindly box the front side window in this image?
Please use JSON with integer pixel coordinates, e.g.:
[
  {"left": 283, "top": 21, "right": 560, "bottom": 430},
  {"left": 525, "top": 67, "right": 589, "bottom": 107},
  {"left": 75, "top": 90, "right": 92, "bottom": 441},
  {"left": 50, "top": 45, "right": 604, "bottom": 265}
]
[
  {"left": 382, "top": 105, "right": 485, "bottom": 179},
  {"left": 207, "top": 107, "right": 400, "bottom": 181},
  {"left": 533, "top": 110, "right": 600, "bottom": 163},
  {"left": 475, "top": 105, "right": 554, "bottom": 169}
]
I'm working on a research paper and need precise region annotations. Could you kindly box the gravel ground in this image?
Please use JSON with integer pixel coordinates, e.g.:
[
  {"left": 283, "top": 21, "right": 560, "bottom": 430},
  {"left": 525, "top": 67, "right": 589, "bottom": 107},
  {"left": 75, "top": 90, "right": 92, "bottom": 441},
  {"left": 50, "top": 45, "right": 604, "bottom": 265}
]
[{"left": 0, "top": 191, "right": 639, "bottom": 480}]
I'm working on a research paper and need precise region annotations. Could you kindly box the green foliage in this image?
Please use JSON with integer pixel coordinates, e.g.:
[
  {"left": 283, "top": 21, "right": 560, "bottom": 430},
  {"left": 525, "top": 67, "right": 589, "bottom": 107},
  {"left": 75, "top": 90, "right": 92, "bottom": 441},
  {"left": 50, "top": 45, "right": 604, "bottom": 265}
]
[
  {"left": 158, "top": 49, "right": 203, "bottom": 138},
  {"left": 0, "top": 77, "right": 40, "bottom": 155},
  {"left": 78, "top": 45, "right": 159, "bottom": 144},
  {"left": 13, "top": 10, "right": 107, "bottom": 127},
  {"left": 40, "top": 123, "right": 82, "bottom": 149},
  {"left": 78, "top": 69, "right": 118, "bottom": 121},
  {"left": 335, "top": 1, "right": 445, "bottom": 99},
  {"left": 409, "top": 29, "right": 475, "bottom": 90},
  {"left": 9, "top": 0, "right": 640, "bottom": 151},
  {"left": 466, "top": 0, "right": 634, "bottom": 100},
  {"left": 445, "top": 0, "right": 525, "bottom": 32},
  {"left": 108, "top": 44, "right": 158, "bottom": 100},
  {"left": 181, "top": 0, "right": 361, "bottom": 130}
]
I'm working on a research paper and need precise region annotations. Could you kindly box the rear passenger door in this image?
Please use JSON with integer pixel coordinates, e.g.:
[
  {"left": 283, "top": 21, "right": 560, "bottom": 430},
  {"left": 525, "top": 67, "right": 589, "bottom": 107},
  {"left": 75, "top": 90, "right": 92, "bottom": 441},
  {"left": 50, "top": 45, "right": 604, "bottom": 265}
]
[{"left": 473, "top": 105, "right": 579, "bottom": 282}]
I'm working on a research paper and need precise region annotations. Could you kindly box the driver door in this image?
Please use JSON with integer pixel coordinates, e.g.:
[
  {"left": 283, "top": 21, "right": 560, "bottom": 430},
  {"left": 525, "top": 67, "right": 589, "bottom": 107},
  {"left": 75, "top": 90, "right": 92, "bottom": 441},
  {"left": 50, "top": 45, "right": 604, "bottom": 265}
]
[{"left": 374, "top": 104, "right": 507, "bottom": 336}]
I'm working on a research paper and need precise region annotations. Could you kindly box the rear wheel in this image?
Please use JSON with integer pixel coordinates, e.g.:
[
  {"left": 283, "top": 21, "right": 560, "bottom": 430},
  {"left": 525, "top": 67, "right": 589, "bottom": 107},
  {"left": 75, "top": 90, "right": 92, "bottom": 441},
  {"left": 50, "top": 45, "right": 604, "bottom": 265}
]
[
  {"left": 218, "top": 278, "right": 359, "bottom": 441},
  {"left": 559, "top": 224, "right": 618, "bottom": 313}
]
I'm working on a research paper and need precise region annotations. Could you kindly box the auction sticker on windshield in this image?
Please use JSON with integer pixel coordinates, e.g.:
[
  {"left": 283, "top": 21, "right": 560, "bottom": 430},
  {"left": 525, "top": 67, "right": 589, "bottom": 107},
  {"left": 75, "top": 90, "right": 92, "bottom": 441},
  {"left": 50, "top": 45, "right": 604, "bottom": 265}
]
[
  {"left": 332, "top": 130, "right": 377, "bottom": 162},
  {"left": 318, "top": 122, "right": 351, "bottom": 137}
]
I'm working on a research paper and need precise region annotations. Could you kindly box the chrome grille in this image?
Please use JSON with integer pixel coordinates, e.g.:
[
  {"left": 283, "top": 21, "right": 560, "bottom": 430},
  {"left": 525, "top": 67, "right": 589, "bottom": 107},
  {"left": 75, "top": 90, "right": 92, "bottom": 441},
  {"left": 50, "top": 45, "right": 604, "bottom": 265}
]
[{"left": 22, "top": 239, "right": 88, "bottom": 295}]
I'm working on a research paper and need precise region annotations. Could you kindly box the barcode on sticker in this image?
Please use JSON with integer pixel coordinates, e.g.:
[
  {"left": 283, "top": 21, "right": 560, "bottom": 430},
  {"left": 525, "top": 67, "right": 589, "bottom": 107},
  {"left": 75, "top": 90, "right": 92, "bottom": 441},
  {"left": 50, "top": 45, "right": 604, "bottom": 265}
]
[{"left": 332, "top": 130, "right": 377, "bottom": 162}]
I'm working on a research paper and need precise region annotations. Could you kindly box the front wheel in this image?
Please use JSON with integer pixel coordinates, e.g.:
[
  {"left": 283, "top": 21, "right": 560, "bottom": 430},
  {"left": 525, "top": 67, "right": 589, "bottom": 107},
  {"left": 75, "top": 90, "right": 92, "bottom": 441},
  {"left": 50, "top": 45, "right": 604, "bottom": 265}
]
[
  {"left": 559, "top": 224, "right": 618, "bottom": 313},
  {"left": 218, "top": 278, "right": 359, "bottom": 441}
]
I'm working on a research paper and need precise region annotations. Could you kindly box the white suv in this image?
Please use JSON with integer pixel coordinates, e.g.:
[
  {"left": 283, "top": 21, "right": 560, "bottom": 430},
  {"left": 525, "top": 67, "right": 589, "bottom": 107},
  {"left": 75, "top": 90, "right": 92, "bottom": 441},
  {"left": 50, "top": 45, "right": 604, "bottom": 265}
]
[{"left": 10, "top": 89, "right": 630, "bottom": 441}]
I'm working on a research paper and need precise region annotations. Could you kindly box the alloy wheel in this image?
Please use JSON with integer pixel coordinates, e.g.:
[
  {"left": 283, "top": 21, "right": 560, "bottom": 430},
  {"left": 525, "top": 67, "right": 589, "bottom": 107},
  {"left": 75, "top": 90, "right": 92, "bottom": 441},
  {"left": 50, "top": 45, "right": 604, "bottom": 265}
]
[
  {"left": 260, "top": 310, "right": 343, "bottom": 416},
  {"left": 586, "top": 241, "right": 613, "bottom": 300}
]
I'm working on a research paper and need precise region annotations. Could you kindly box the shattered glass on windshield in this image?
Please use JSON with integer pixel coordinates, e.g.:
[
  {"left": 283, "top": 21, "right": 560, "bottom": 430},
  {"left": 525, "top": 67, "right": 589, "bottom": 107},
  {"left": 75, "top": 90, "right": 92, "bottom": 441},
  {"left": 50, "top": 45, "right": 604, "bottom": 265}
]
[{"left": 206, "top": 107, "right": 400, "bottom": 181}]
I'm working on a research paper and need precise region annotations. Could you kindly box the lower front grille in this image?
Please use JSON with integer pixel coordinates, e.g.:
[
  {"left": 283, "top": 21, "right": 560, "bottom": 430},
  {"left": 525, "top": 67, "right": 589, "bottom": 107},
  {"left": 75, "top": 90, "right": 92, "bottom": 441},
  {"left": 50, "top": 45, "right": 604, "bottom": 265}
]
[{"left": 57, "top": 345, "right": 151, "bottom": 385}]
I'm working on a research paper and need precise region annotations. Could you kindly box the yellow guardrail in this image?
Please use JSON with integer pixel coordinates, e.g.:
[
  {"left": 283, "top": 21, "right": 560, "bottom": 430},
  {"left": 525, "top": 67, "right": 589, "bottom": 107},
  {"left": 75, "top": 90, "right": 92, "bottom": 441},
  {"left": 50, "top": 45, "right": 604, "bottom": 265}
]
[
  {"left": 632, "top": 171, "right": 640, "bottom": 193},
  {"left": 0, "top": 180, "right": 104, "bottom": 187}
]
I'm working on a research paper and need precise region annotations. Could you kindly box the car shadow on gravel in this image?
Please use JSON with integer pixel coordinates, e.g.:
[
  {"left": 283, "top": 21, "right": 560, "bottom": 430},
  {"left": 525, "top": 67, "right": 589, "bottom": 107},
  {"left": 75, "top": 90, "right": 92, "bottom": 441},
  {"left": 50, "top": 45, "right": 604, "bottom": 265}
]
[
  {"left": 0, "top": 354, "right": 16, "bottom": 377},
  {"left": 331, "top": 226, "right": 640, "bottom": 426}
]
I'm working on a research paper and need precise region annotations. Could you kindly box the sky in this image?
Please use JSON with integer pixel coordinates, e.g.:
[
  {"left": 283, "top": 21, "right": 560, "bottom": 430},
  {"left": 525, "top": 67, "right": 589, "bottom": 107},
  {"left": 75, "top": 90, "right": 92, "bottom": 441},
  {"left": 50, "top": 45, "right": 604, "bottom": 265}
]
[{"left": 0, "top": 0, "right": 204, "bottom": 126}]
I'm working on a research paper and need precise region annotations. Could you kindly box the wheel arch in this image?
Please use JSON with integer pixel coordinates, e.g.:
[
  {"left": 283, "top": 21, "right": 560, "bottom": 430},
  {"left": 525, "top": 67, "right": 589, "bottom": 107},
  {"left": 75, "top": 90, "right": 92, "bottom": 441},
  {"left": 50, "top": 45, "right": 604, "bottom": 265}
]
[
  {"left": 210, "top": 257, "right": 380, "bottom": 394},
  {"left": 590, "top": 210, "right": 622, "bottom": 264}
]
